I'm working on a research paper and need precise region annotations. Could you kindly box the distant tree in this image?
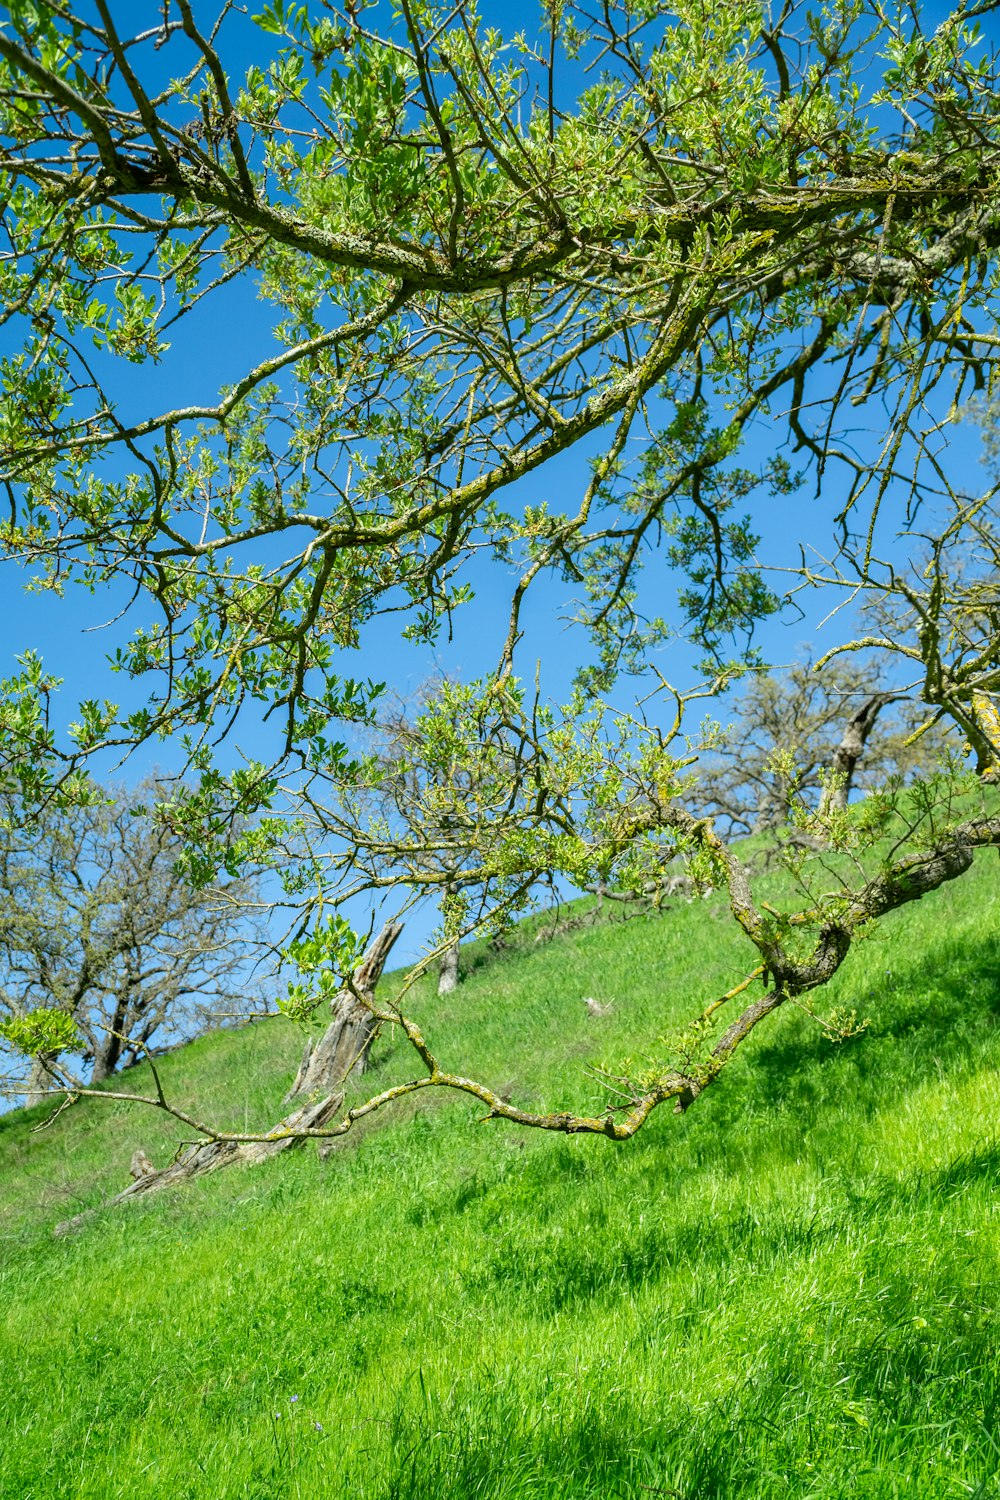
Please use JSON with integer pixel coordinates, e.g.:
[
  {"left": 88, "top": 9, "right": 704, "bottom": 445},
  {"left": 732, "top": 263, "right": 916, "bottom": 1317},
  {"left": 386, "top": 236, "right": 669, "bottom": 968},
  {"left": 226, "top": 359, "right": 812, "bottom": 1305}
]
[
  {"left": 796, "top": 494, "right": 1000, "bottom": 785},
  {"left": 369, "top": 682, "right": 490, "bottom": 995},
  {"left": 0, "top": 781, "right": 265, "bottom": 1107},
  {"left": 295, "top": 678, "right": 567, "bottom": 996},
  {"left": 696, "top": 656, "right": 947, "bottom": 841}
]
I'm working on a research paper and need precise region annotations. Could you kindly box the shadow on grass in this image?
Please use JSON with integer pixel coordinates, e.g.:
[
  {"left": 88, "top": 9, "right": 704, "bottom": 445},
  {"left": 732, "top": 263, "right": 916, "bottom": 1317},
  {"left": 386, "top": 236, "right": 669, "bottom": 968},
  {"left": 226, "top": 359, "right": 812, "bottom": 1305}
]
[
  {"left": 361, "top": 1345, "right": 1000, "bottom": 1500},
  {"left": 739, "top": 926, "right": 1000, "bottom": 1117},
  {"left": 440, "top": 925, "right": 1000, "bottom": 1320}
]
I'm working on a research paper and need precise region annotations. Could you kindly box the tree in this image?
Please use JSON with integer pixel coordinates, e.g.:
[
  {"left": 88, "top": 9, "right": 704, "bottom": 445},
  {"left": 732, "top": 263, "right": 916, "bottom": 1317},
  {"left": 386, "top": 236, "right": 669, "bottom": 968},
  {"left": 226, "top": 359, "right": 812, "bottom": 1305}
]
[
  {"left": 0, "top": 780, "right": 266, "bottom": 1106},
  {"left": 300, "top": 678, "right": 538, "bottom": 997},
  {"left": 2, "top": 0, "right": 999, "bottom": 780},
  {"left": 285, "top": 674, "right": 585, "bottom": 1013},
  {"left": 1, "top": 1, "right": 999, "bottom": 1168},
  {"left": 694, "top": 654, "right": 946, "bottom": 841},
  {"left": 796, "top": 493, "right": 1000, "bottom": 780}
]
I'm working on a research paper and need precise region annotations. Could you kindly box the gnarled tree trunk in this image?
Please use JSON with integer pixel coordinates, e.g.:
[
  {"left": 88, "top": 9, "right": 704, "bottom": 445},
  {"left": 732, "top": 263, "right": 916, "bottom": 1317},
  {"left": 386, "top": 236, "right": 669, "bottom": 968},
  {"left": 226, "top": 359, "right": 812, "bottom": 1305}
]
[
  {"left": 55, "top": 920, "right": 404, "bottom": 1235},
  {"left": 818, "top": 692, "right": 899, "bottom": 817},
  {"left": 284, "top": 919, "right": 403, "bottom": 1101}
]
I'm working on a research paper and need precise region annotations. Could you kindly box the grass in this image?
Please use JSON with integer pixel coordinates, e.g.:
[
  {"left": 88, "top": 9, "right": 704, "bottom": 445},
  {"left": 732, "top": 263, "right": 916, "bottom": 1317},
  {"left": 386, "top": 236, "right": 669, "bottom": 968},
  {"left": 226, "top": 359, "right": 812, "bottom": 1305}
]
[{"left": 2, "top": 855, "right": 1000, "bottom": 1498}]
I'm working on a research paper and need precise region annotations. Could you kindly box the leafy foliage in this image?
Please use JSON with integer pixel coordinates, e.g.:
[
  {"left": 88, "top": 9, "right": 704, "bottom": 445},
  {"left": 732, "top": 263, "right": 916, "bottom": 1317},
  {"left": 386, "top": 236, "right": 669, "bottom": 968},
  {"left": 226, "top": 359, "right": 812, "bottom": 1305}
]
[
  {"left": 0, "top": 1005, "right": 80, "bottom": 1060},
  {"left": 1, "top": 0, "right": 1000, "bottom": 1144}
]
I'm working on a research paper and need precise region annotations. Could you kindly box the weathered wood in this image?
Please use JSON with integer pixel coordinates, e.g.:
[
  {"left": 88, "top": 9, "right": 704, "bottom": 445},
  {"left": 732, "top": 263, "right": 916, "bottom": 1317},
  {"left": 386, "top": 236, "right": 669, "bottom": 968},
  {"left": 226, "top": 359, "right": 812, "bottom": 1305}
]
[
  {"left": 819, "top": 692, "right": 899, "bottom": 816},
  {"left": 437, "top": 940, "right": 459, "bottom": 996},
  {"left": 54, "top": 920, "right": 403, "bottom": 1235},
  {"left": 284, "top": 919, "right": 403, "bottom": 1101},
  {"left": 54, "top": 1089, "right": 345, "bottom": 1235},
  {"left": 582, "top": 996, "right": 613, "bottom": 1018}
]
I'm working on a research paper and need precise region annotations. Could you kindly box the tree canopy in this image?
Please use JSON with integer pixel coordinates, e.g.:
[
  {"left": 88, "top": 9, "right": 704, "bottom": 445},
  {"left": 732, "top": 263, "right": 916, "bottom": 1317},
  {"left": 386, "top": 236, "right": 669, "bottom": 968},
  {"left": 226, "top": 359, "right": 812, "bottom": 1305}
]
[{"left": 2, "top": 0, "right": 1000, "bottom": 1152}]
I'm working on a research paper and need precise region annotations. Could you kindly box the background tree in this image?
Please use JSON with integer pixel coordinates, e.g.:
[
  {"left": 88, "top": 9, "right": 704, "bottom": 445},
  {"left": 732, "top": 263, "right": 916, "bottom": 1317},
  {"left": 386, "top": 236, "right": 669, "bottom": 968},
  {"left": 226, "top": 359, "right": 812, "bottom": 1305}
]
[
  {"left": 694, "top": 655, "right": 948, "bottom": 842},
  {"left": 0, "top": 780, "right": 267, "bottom": 1106},
  {"left": 795, "top": 493, "right": 1000, "bottom": 782},
  {"left": 356, "top": 680, "right": 505, "bottom": 996},
  {"left": 290, "top": 676, "right": 595, "bottom": 989}
]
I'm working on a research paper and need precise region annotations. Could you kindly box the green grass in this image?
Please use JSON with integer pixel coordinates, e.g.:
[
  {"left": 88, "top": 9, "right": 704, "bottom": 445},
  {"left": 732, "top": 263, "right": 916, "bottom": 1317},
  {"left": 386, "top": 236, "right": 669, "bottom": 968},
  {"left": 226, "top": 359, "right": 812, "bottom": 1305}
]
[{"left": 2, "top": 857, "right": 1000, "bottom": 1499}]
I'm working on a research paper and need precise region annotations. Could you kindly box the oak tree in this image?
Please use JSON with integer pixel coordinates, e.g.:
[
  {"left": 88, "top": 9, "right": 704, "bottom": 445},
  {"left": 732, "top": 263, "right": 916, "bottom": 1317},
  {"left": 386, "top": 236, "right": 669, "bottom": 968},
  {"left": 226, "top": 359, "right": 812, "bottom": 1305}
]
[
  {"left": 0, "top": 780, "right": 266, "bottom": 1106},
  {"left": 1, "top": 0, "right": 1000, "bottom": 1166}
]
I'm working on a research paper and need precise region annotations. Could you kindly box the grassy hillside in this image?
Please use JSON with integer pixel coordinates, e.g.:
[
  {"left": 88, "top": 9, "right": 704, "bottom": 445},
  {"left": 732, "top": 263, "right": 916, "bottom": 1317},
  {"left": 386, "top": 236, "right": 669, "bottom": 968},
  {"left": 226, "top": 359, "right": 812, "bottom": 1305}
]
[{"left": 2, "top": 857, "right": 1000, "bottom": 1500}]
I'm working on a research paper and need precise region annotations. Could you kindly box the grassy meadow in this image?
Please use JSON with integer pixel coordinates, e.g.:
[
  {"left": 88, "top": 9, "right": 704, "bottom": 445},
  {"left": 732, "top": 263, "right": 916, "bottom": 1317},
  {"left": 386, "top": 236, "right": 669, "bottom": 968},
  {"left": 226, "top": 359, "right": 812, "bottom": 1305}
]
[{"left": 2, "top": 855, "right": 1000, "bottom": 1499}]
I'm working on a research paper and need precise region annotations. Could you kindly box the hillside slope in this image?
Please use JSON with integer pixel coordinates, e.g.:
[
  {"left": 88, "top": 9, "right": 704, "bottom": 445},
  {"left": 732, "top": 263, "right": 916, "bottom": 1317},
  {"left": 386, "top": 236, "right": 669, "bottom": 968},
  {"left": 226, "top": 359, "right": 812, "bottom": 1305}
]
[{"left": 2, "top": 861, "right": 1000, "bottom": 1500}]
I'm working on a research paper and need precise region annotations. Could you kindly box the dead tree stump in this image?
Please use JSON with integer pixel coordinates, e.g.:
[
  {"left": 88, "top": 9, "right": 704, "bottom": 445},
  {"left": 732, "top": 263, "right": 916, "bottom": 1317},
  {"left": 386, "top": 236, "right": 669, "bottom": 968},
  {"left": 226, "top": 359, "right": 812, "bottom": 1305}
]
[
  {"left": 284, "top": 919, "right": 403, "bottom": 1101},
  {"left": 54, "top": 1090, "right": 344, "bottom": 1234},
  {"left": 54, "top": 919, "right": 404, "bottom": 1235}
]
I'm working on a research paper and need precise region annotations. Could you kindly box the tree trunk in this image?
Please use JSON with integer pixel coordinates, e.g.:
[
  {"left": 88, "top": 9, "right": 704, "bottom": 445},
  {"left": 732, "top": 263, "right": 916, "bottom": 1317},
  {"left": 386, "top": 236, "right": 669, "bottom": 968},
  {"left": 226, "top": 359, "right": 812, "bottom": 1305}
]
[
  {"left": 437, "top": 940, "right": 460, "bottom": 996},
  {"left": 284, "top": 919, "right": 403, "bottom": 1102},
  {"left": 25, "top": 1057, "right": 51, "bottom": 1110},
  {"left": 89, "top": 998, "right": 128, "bottom": 1085},
  {"left": 53, "top": 1089, "right": 345, "bottom": 1235},
  {"left": 819, "top": 692, "right": 899, "bottom": 817},
  {"left": 89, "top": 1042, "right": 120, "bottom": 1086},
  {"left": 436, "top": 878, "right": 461, "bottom": 996},
  {"left": 971, "top": 691, "right": 1000, "bottom": 779},
  {"left": 53, "top": 920, "right": 405, "bottom": 1236}
]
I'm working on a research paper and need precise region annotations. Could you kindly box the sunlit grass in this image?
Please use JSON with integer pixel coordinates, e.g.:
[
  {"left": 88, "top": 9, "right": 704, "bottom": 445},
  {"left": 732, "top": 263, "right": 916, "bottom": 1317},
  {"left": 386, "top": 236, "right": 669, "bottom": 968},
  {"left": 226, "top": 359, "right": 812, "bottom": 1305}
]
[{"left": 2, "top": 855, "right": 999, "bottom": 1498}]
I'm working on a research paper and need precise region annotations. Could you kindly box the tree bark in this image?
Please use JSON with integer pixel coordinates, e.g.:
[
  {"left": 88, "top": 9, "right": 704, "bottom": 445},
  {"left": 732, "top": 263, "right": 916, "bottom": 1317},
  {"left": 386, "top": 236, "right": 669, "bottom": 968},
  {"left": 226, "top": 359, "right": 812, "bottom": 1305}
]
[
  {"left": 970, "top": 691, "right": 1000, "bottom": 779},
  {"left": 437, "top": 940, "right": 460, "bottom": 995},
  {"left": 25, "top": 1057, "right": 51, "bottom": 1110},
  {"left": 284, "top": 919, "right": 403, "bottom": 1101},
  {"left": 818, "top": 692, "right": 899, "bottom": 817}
]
